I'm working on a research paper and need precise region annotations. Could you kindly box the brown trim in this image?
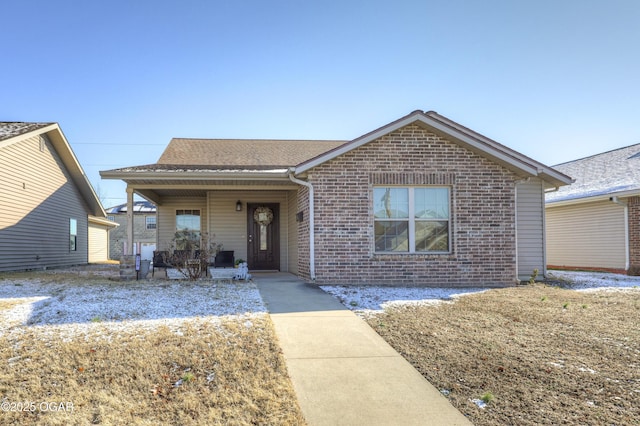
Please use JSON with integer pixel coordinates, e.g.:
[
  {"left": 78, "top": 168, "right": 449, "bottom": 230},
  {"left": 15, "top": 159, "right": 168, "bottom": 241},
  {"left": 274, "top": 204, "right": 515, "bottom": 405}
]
[{"left": 547, "top": 265, "right": 628, "bottom": 275}]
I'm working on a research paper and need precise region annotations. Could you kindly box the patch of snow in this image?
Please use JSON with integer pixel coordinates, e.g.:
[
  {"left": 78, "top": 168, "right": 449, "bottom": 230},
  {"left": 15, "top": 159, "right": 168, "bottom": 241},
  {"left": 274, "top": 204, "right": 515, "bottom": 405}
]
[
  {"left": 548, "top": 270, "right": 640, "bottom": 291},
  {"left": 0, "top": 267, "right": 267, "bottom": 340},
  {"left": 319, "top": 285, "right": 487, "bottom": 312},
  {"left": 321, "top": 270, "right": 639, "bottom": 314},
  {"left": 471, "top": 398, "right": 487, "bottom": 409}
]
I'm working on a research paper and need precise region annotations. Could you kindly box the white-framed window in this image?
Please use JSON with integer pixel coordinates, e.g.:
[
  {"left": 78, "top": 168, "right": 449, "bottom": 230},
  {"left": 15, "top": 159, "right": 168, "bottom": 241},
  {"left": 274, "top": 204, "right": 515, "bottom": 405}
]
[
  {"left": 373, "top": 187, "right": 450, "bottom": 253},
  {"left": 145, "top": 216, "right": 156, "bottom": 230},
  {"left": 69, "top": 218, "right": 78, "bottom": 251},
  {"left": 175, "top": 210, "right": 201, "bottom": 250}
]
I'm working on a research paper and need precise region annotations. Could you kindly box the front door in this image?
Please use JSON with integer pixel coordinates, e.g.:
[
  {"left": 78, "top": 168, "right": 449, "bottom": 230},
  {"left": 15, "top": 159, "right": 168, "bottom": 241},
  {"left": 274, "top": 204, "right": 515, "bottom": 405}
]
[{"left": 247, "top": 203, "right": 280, "bottom": 270}]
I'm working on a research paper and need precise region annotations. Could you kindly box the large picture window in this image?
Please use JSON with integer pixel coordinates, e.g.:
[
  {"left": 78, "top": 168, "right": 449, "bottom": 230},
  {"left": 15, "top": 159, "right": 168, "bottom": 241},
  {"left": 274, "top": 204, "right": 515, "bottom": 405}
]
[{"left": 373, "top": 187, "right": 450, "bottom": 253}]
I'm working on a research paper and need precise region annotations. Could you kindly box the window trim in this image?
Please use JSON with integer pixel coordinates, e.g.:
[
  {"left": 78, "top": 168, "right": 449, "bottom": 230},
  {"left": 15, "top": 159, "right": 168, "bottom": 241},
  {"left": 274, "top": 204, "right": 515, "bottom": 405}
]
[
  {"left": 373, "top": 186, "right": 451, "bottom": 254},
  {"left": 145, "top": 215, "right": 156, "bottom": 230}
]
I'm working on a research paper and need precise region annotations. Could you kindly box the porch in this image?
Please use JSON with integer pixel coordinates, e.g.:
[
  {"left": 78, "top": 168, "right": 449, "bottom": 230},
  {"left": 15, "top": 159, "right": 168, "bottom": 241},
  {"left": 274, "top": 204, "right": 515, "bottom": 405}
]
[{"left": 123, "top": 187, "right": 304, "bottom": 276}]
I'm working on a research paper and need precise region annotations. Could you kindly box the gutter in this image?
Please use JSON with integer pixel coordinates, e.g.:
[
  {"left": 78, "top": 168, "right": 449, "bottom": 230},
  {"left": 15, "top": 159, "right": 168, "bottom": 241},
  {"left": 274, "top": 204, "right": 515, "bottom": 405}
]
[{"left": 288, "top": 169, "right": 316, "bottom": 281}]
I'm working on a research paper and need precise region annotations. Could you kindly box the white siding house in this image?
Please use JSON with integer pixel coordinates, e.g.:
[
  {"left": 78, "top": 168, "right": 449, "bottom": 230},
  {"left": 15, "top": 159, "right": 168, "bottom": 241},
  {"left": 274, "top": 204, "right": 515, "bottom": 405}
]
[{"left": 546, "top": 143, "right": 640, "bottom": 274}]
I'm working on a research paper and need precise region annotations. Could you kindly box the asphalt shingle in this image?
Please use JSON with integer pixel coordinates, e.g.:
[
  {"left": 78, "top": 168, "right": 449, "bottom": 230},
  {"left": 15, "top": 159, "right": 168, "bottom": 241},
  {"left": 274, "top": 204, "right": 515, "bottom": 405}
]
[{"left": 546, "top": 143, "right": 640, "bottom": 203}]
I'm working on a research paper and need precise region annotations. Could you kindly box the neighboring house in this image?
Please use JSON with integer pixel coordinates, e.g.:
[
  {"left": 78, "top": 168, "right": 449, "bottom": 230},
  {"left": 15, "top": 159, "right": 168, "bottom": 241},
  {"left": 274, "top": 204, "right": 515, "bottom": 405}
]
[
  {"left": 106, "top": 201, "right": 157, "bottom": 260},
  {"left": 545, "top": 143, "right": 640, "bottom": 274},
  {"left": 0, "top": 122, "right": 116, "bottom": 271},
  {"left": 101, "top": 110, "right": 571, "bottom": 286}
]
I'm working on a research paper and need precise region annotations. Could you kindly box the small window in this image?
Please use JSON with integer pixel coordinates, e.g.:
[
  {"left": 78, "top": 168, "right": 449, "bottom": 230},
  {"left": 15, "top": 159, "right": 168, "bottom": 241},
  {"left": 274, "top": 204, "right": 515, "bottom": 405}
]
[
  {"left": 373, "top": 187, "right": 450, "bottom": 253},
  {"left": 107, "top": 215, "right": 115, "bottom": 222},
  {"left": 146, "top": 216, "right": 156, "bottom": 230},
  {"left": 176, "top": 210, "right": 201, "bottom": 248},
  {"left": 70, "top": 218, "right": 77, "bottom": 251}
]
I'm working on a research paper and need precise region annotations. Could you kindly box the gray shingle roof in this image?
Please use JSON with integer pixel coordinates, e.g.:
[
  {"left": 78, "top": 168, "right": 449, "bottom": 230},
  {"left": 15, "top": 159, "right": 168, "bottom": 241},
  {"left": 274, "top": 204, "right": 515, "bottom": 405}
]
[
  {"left": 546, "top": 143, "right": 640, "bottom": 203},
  {"left": 0, "top": 122, "right": 53, "bottom": 141}
]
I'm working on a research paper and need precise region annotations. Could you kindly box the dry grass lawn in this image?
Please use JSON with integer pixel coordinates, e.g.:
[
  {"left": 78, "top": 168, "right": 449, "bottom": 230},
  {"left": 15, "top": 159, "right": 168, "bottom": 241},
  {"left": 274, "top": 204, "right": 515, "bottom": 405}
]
[
  {"left": 0, "top": 267, "right": 305, "bottom": 426},
  {"left": 0, "top": 318, "right": 305, "bottom": 426},
  {"left": 366, "top": 285, "right": 640, "bottom": 426}
]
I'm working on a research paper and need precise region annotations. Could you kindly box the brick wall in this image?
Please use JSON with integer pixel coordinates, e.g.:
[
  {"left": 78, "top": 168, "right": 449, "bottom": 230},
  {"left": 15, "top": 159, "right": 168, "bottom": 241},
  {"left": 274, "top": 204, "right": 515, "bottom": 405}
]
[
  {"left": 628, "top": 196, "right": 640, "bottom": 275},
  {"left": 298, "top": 124, "right": 518, "bottom": 287}
]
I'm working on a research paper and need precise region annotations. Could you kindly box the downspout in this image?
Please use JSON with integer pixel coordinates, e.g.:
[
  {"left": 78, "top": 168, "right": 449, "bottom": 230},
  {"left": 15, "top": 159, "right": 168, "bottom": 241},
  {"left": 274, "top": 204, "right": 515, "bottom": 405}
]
[
  {"left": 288, "top": 169, "right": 316, "bottom": 281},
  {"left": 610, "top": 197, "right": 630, "bottom": 271}
]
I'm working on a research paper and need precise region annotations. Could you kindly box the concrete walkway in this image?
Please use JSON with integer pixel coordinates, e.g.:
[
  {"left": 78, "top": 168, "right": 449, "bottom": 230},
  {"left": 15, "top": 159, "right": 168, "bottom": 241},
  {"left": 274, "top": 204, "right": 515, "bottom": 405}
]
[{"left": 255, "top": 273, "right": 471, "bottom": 426}]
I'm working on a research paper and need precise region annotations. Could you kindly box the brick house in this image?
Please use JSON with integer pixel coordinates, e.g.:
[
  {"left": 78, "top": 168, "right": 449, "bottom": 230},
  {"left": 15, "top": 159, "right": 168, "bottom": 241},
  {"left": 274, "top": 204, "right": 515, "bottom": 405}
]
[
  {"left": 546, "top": 143, "right": 640, "bottom": 274},
  {"left": 106, "top": 200, "right": 157, "bottom": 260},
  {"left": 101, "top": 110, "right": 571, "bottom": 286}
]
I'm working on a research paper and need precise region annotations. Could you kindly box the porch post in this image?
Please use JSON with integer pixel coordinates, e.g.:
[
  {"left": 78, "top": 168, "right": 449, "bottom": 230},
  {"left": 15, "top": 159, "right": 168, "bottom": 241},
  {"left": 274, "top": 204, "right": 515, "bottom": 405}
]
[{"left": 126, "top": 186, "right": 134, "bottom": 255}]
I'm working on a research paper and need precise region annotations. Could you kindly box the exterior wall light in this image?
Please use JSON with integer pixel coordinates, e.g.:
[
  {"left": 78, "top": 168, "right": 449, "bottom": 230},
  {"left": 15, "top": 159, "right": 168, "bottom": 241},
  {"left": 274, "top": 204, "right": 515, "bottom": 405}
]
[{"left": 236, "top": 201, "right": 242, "bottom": 212}]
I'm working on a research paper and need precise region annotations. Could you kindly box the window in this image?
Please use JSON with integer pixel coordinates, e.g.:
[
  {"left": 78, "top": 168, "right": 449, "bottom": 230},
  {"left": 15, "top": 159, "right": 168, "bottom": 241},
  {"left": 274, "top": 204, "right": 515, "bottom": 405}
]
[
  {"left": 373, "top": 187, "right": 450, "bottom": 253},
  {"left": 107, "top": 215, "right": 115, "bottom": 222},
  {"left": 146, "top": 216, "right": 156, "bottom": 230},
  {"left": 69, "top": 218, "right": 77, "bottom": 251},
  {"left": 175, "top": 210, "right": 201, "bottom": 250}
]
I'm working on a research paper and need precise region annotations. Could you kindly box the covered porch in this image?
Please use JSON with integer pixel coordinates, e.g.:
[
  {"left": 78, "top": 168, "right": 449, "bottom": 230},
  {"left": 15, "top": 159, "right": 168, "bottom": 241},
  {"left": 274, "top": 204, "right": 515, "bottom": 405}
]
[{"left": 124, "top": 180, "right": 302, "bottom": 274}]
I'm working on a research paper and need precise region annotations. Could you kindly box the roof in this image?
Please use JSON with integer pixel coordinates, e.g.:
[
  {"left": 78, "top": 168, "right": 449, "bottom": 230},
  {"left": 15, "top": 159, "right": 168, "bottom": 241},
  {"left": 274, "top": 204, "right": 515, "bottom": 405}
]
[
  {"left": 0, "top": 122, "right": 53, "bottom": 141},
  {"left": 545, "top": 142, "right": 640, "bottom": 204},
  {"left": 106, "top": 200, "right": 157, "bottom": 214},
  {"left": 158, "top": 138, "right": 347, "bottom": 168},
  {"left": 101, "top": 110, "right": 572, "bottom": 189},
  {"left": 0, "top": 122, "right": 107, "bottom": 217}
]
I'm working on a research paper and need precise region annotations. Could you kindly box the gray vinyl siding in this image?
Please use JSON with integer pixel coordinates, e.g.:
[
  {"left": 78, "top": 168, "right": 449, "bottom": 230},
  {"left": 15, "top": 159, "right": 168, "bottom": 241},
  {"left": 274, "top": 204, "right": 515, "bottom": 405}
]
[
  {"left": 88, "top": 223, "right": 109, "bottom": 262},
  {"left": 546, "top": 200, "right": 626, "bottom": 270},
  {"left": 0, "top": 134, "right": 89, "bottom": 271},
  {"left": 206, "top": 191, "right": 293, "bottom": 271},
  {"left": 155, "top": 193, "right": 287, "bottom": 269},
  {"left": 156, "top": 197, "right": 208, "bottom": 251},
  {"left": 516, "top": 178, "right": 545, "bottom": 280}
]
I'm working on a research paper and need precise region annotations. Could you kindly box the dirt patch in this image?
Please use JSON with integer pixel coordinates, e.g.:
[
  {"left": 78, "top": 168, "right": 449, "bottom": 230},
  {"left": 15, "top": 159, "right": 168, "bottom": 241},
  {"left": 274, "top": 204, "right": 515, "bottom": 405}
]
[{"left": 366, "top": 285, "right": 640, "bottom": 425}]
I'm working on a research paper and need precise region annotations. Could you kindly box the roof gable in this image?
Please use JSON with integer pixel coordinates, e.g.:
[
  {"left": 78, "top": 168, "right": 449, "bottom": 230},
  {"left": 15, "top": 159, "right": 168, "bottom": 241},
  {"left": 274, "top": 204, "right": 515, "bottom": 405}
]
[
  {"left": 546, "top": 143, "right": 640, "bottom": 204},
  {"left": 0, "top": 122, "right": 106, "bottom": 217},
  {"left": 296, "top": 110, "right": 572, "bottom": 188}
]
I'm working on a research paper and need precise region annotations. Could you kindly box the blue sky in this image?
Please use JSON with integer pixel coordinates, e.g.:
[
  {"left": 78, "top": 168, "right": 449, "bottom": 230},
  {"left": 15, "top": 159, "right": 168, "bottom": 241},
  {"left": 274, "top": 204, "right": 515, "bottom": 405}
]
[{"left": 3, "top": 0, "right": 639, "bottom": 206}]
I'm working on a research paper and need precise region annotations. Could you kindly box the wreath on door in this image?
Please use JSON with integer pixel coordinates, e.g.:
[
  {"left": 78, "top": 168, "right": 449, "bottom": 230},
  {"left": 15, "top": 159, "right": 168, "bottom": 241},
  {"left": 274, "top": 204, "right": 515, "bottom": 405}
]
[{"left": 254, "top": 206, "right": 274, "bottom": 226}]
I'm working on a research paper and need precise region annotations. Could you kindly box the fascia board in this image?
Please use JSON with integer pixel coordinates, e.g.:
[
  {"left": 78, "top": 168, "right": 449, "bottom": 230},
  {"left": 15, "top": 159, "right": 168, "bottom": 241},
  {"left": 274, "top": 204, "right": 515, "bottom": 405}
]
[
  {"left": 296, "top": 111, "right": 541, "bottom": 177},
  {"left": 545, "top": 189, "right": 640, "bottom": 208},
  {"left": 89, "top": 215, "right": 119, "bottom": 228},
  {"left": 0, "top": 123, "right": 58, "bottom": 149},
  {"left": 46, "top": 126, "right": 107, "bottom": 217},
  {"left": 100, "top": 170, "right": 291, "bottom": 181},
  {"left": 295, "top": 113, "right": 422, "bottom": 174}
]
